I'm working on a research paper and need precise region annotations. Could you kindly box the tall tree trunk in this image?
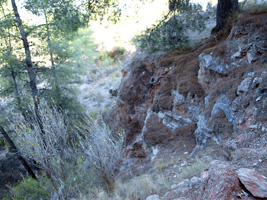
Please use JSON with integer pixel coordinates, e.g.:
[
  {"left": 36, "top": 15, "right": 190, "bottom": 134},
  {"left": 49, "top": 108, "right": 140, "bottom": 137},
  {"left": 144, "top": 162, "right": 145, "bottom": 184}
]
[
  {"left": 216, "top": 0, "right": 239, "bottom": 32},
  {"left": 11, "top": 0, "right": 38, "bottom": 101},
  {"left": 0, "top": 126, "right": 37, "bottom": 179},
  {"left": 11, "top": 0, "right": 46, "bottom": 146}
]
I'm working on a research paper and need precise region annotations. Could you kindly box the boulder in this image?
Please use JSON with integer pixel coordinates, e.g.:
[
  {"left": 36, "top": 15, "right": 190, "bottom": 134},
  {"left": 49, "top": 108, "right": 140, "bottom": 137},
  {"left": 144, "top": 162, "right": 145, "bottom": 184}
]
[
  {"left": 237, "top": 76, "right": 252, "bottom": 96},
  {"left": 237, "top": 168, "right": 267, "bottom": 198},
  {"left": 201, "top": 161, "right": 244, "bottom": 200}
]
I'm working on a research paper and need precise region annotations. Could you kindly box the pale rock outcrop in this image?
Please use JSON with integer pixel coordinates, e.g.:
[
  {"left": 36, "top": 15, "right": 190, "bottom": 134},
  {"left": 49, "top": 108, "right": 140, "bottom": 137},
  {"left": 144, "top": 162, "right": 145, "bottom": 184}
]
[
  {"left": 211, "top": 95, "right": 233, "bottom": 123},
  {"left": 198, "top": 51, "right": 231, "bottom": 94},
  {"left": 199, "top": 53, "right": 231, "bottom": 75}
]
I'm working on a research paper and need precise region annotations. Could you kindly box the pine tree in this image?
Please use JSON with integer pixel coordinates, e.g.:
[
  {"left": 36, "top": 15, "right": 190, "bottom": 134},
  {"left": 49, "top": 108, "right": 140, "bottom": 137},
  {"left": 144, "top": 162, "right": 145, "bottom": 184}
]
[{"left": 216, "top": 0, "right": 239, "bottom": 32}]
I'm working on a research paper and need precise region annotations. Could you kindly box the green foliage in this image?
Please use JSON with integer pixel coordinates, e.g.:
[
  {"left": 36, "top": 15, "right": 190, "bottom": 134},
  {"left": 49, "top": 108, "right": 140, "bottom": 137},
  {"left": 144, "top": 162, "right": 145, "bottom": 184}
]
[
  {"left": 168, "top": 0, "right": 193, "bottom": 12},
  {"left": 0, "top": 135, "right": 6, "bottom": 148},
  {"left": 22, "top": 0, "right": 97, "bottom": 116},
  {"left": 0, "top": 60, "right": 30, "bottom": 109},
  {"left": 83, "top": 0, "right": 121, "bottom": 23},
  {"left": 38, "top": 27, "right": 98, "bottom": 117},
  {"left": 133, "top": 1, "right": 206, "bottom": 53},
  {"left": 24, "top": 0, "right": 89, "bottom": 34},
  {"left": 67, "top": 28, "right": 98, "bottom": 69},
  {"left": 6, "top": 177, "right": 51, "bottom": 200},
  {"left": 0, "top": 1, "right": 33, "bottom": 117},
  {"left": 53, "top": 1, "right": 89, "bottom": 33},
  {"left": 0, "top": 0, "right": 124, "bottom": 121}
]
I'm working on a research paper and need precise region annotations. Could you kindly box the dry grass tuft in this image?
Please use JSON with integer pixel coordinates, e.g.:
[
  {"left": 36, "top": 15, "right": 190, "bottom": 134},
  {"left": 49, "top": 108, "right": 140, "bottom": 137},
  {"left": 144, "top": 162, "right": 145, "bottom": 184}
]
[
  {"left": 174, "top": 156, "right": 213, "bottom": 183},
  {"left": 240, "top": 2, "right": 267, "bottom": 16},
  {"left": 113, "top": 174, "right": 169, "bottom": 200},
  {"left": 85, "top": 174, "right": 170, "bottom": 200},
  {"left": 154, "top": 159, "right": 176, "bottom": 171}
]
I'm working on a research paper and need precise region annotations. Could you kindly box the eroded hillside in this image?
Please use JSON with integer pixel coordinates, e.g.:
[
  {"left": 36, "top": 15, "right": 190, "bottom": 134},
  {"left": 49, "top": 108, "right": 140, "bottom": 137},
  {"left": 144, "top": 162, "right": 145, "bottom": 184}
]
[{"left": 107, "top": 12, "right": 267, "bottom": 199}]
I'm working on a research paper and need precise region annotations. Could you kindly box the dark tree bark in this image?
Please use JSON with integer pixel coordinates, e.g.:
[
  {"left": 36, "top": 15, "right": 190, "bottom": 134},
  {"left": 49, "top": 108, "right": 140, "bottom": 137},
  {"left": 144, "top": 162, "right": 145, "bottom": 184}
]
[
  {"left": 216, "top": 0, "right": 239, "bottom": 32},
  {"left": 11, "top": 0, "right": 46, "bottom": 146},
  {"left": 11, "top": 0, "right": 38, "bottom": 101},
  {"left": 0, "top": 126, "right": 37, "bottom": 179}
]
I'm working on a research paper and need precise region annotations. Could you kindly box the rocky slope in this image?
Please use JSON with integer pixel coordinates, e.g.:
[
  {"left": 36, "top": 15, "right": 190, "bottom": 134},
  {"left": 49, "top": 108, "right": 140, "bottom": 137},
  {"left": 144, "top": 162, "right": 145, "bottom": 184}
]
[{"left": 108, "top": 12, "right": 267, "bottom": 200}]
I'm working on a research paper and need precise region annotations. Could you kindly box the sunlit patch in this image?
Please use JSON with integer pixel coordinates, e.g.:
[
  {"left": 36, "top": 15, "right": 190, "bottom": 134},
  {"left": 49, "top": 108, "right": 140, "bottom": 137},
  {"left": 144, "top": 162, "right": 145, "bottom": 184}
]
[{"left": 90, "top": 0, "right": 169, "bottom": 52}]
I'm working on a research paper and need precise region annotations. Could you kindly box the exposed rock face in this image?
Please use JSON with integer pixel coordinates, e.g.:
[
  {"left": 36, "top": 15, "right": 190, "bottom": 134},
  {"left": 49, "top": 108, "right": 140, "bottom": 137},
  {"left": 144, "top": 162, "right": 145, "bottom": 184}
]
[
  {"left": 109, "top": 12, "right": 267, "bottom": 157},
  {"left": 107, "top": 13, "right": 267, "bottom": 200},
  {"left": 107, "top": 52, "right": 170, "bottom": 157}
]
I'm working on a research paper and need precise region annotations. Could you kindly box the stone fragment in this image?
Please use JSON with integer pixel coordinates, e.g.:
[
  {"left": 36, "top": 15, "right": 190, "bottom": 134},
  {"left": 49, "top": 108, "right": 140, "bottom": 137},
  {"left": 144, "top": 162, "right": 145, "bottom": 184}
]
[
  {"left": 232, "top": 51, "right": 241, "bottom": 59},
  {"left": 181, "top": 161, "right": 187, "bottom": 167},
  {"left": 253, "top": 77, "right": 262, "bottom": 88},
  {"left": 256, "top": 96, "right": 262, "bottom": 102},
  {"left": 247, "top": 50, "right": 258, "bottom": 63},
  {"left": 237, "top": 168, "right": 267, "bottom": 198},
  {"left": 146, "top": 194, "right": 161, "bottom": 200},
  {"left": 189, "top": 176, "right": 201, "bottom": 188},
  {"left": 172, "top": 90, "right": 185, "bottom": 106},
  {"left": 237, "top": 76, "right": 252, "bottom": 95},
  {"left": 171, "top": 184, "right": 179, "bottom": 189}
]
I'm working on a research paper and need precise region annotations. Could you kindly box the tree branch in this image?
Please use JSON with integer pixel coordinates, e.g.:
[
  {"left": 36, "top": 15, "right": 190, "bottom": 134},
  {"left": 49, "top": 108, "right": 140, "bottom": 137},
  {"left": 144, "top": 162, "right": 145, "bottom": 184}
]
[
  {"left": 0, "top": 126, "right": 37, "bottom": 179},
  {"left": 26, "top": 23, "right": 56, "bottom": 36}
]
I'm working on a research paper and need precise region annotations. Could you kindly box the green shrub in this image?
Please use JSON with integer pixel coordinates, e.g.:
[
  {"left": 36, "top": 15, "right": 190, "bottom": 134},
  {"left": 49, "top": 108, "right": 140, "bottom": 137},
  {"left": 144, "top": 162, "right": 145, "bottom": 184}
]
[
  {"left": 7, "top": 177, "right": 51, "bottom": 200},
  {"left": 133, "top": 2, "right": 206, "bottom": 53},
  {"left": 108, "top": 46, "right": 127, "bottom": 59}
]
